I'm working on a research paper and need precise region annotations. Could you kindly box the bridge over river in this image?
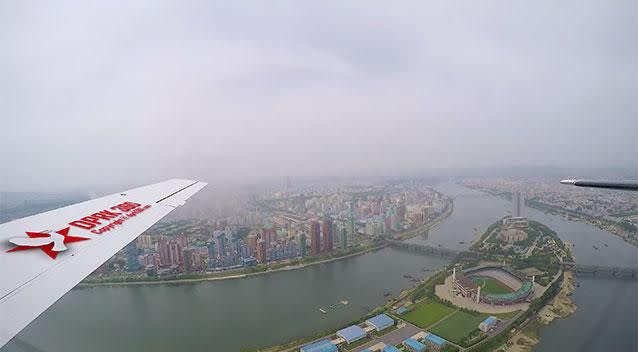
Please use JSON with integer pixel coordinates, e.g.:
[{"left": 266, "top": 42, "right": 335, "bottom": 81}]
[
  {"left": 385, "top": 240, "right": 462, "bottom": 258},
  {"left": 386, "top": 241, "right": 637, "bottom": 279},
  {"left": 562, "top": 262, "right": 638, "bottom": 278}
]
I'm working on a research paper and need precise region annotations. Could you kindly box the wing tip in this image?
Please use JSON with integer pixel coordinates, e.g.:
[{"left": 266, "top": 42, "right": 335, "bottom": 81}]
[{"left": 560, "top": 179, "right": 577, "bottom": 185}]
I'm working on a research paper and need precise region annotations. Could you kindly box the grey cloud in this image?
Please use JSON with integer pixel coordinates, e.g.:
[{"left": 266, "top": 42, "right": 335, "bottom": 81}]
[{"left": 0, "top": 0, "right": 636, "bottom": 191}]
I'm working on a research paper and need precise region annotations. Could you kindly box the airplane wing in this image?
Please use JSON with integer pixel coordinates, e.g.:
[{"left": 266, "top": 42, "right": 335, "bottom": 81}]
[
  {"left": 0, "top": 179, "right": 207, "bottom": 348},
  {"left": 560, "top": 179, "right": 638, "bottom": 191}
]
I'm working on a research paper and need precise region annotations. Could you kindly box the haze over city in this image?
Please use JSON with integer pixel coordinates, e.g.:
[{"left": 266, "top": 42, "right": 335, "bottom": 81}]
[
  {"left": 1, "top": 2, "right": 637, "bottom": 352},
  {"left": 1, "top": 1, "right": 637, "bottom": 191}
]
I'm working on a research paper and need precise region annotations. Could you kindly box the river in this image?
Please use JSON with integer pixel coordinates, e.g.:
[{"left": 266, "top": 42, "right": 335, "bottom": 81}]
[{"left": 3, "top": 183, "right": 637, "bottom": 351}]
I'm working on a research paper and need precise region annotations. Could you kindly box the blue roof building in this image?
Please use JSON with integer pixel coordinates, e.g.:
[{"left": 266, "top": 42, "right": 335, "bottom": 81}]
[
  {"left": 394, "top": 307, "right": 408, "bottom": 315},
  {"left": 482, "top": 316, "right": 497, "bottom": 325},
  {"left": 299, "top": 339, "right": 338, "bottom": 352},
  {"left": 337, "top": 325, "right": 367, "bottom": 344},
  {"left": 479, "top": 315, "right": 498, "bottom": 332},
  {"left": 403, "top": 338, "right": 427, "bottom": 352},
  {"left": 425, "top": 334, "right": 446, "bottom": 348},
  {"left": 366, "top": 314, "right": 394, "bottom": 332},
  {"left": 383, "top": 345, "right": 402, "bottom": 352}
]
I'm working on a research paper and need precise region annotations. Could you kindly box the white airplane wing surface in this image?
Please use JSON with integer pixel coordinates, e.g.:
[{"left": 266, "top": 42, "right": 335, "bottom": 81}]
[{"left": 0, "top": 179, "right": 207, "bottom": 347}]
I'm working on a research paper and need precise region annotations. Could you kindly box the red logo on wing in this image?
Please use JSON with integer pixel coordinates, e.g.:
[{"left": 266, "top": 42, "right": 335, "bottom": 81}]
[{"left": 7, "top": 227, "right": 90, "bottom": 259}]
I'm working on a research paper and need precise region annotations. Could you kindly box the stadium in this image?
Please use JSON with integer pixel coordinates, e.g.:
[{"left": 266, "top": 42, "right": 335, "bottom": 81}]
[{"left": 452, "top": 266, "right": 534, "bottom": 305}]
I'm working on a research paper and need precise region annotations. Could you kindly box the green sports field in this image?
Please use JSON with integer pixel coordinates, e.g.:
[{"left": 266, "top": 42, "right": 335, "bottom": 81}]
[
  {"left": 429, "top": 310, "right": 488, "bottom": 345},
  {"left": 471, "top": 276, "right": 512, "bottom": 295},
  {"left": 401, "top": 300, "right": 455, "bottom": 328}
]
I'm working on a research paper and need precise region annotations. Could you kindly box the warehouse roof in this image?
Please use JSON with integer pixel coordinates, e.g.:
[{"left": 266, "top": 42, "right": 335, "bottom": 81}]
[
  {"left": 425, "top": 333, "right": 446, "bottom": 347},
  {"left": 383, "top": 345, "right": 401, "bottom": 352},
  {"left": 337, "top": 325, "right": 366, "bottom": 343},
  {"left": 366, "top": 314, "right": 394, "bottom": 330},
  {"left": 403, "top": 338, "right": 426, "bottom": 352},
  {"left": 394, "top": 307, "right": 408, "bottom": 315},
  {"left": 299, "top": 339, "right": 338, "bottom": 352}
]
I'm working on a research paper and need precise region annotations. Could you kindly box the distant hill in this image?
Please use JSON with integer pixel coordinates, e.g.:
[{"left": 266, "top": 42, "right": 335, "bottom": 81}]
[{"left": 0, "top": 192, "right": 89, "bottom": 224}]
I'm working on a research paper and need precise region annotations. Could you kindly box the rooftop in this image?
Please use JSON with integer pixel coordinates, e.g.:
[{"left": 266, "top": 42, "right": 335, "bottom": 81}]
[
  {"left": 425, "top": 333, "right": 446, "bottom": 347},
  {"left": 366, "top": 314, "right": 394, "bottom": 330},
  {"left": 403, "top": 338, "right": 426, "bottom": 352},
  {"left": 337, "top": 325, "right": 367, "bottom": 343},
  {"left": 299, "top": 339, "right": 338, "bottom": 352},
  {"left": 383, "top": 345, "right": 401, "bottom": 352},
  {"left": 481, "top": 316, "right": 498, "bottom": 325}
]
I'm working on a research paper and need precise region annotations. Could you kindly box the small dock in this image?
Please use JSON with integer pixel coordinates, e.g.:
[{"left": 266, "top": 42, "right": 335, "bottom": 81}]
[{"left": 319, "top": 299, "right": 350, "bottom": 314}]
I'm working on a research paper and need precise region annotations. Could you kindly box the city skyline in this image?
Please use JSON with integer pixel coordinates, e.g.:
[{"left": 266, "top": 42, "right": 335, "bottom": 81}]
[{"left": 104, "top": 181, "right": 449, "bottom": 278}]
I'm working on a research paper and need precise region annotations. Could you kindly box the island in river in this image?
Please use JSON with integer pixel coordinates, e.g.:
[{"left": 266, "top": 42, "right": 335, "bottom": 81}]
[{"left": 264, "top": 217, "right": 575, "bottom": 352}]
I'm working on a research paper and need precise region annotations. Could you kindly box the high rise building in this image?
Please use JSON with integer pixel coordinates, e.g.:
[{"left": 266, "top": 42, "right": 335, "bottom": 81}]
[
  {"left": 256, "top": 239, "right": 267, "bottom": 263},
  {"left": 422, "top": 207, "right": 429, "bottom": 223},
  {"left": 340, "top": 224, "right": 347, "bottom": 250},
  {"left": 322, "top": 217, "right": 333, "bottom": 252},
  {"left": 310, "top": 221, "right": 321, "bottom": 256},
  {"left": 142, "top": 253, "right": 158, "bottom": 267},
  {"left": 168, "top": 240, "right": 182, "bottom": 266},
  {"left": 207, "top": 241, "right": 217, "bottom": 269},
  {"left": 348, "top": 212, "right": 355, "bottom": 238},
  {"left": 231, "top": 238, "right": 241, "bottom": 256},
  {"left": 177, "top": 233, "right": 189, "bottom": 249},
  {"left": 261, "top": 224, "right": 276, "bottom": 248},
  {"left": 247, "top": 234, "right": 258, "bottom": 255},
  {"left": 158, "top": 236, "right": 170, "bottom": 267},
  {"left": 182, "top": 248, "right": 194, "bottom": 272},
  {"left": 513, "top": 191, "right": 524, "bottom": 217},
  {"left": 136, "top": 234, "right": 153, "bottom": 250},
  {"left": 126, "top": 242, "right": 140, "bottom": 272},
  {"left": 216, "top": 233, "right": 227, "bottom": 258},
  {"left": 390, "top": 214, "right": 400, "bottom": 231},
  {"left": 397, "top": 199, "right": 407, "bottom": 221},
  {"left": 298, "top": 232, "right": 307, "bottom": 257}
]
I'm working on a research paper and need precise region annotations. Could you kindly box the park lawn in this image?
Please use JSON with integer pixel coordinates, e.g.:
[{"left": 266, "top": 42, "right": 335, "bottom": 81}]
[
  {"left": 401, "top": 300, "right": 455, "bottom": 328},
  {"left": 429, "top": 311, "right": 488, "bottom": 345},
  {"left": 471, "top": 276, "right": 512, "bottom": 295}
]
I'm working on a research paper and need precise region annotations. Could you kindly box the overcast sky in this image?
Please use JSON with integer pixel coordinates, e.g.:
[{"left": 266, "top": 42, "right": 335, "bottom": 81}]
[{"left": 1, "top": 1, "right": 636, "bottom": 191}]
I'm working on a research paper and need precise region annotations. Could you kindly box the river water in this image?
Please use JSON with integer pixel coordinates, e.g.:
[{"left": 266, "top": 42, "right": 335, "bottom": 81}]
[{"left": 3, "top": 183, "right": 637, "bottom": 352}]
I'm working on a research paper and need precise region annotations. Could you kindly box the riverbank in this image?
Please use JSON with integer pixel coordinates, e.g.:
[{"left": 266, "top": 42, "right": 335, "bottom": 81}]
[
  {"left": 77, "top": 243, "right": 387, "bottom": 288},
  {"left": 526, "top": 199, "right": 638, "bottom": 247},
  {"left": 264, "top": 218, "right": 571, "bottom": 352},
  {"left": 392, "top": 200, "right": 454, "bottom": 241},
  {"left": 257, "top": 266, "right": 453, "bottom": 352},
  {"left": 538, "top": 271, "right": 577, "bottom": 324},
  {"left": 465, "top": 185, "right": 638, "bottom": 248},
  {"left": 80, "top": 198, "right": 455, "bottom": 288},
  {"left": 504, "top": 271, "right": 577, "bottom": 352}
]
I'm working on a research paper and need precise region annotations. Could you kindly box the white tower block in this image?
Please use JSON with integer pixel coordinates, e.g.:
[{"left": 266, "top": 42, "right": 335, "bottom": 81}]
[
  {"left": 476, "top": 286, "right": 481, "bottom": 303},
  {"left": 532, "top": 275, "right": 535, "bottom": 284},
  {"left": 453, "top": 267, "right": 456, "bottom": 281}
]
